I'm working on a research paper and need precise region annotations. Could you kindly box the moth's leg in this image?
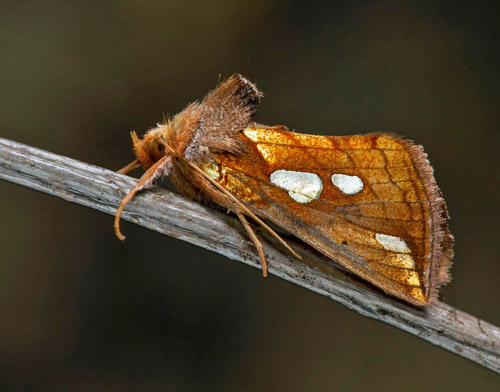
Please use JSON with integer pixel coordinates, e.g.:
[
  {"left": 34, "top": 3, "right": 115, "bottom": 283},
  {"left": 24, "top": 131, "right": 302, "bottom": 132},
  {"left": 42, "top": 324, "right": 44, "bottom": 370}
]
[
  {"left": 117, "top": 158, "right": 141, "bottom": 174},
  {"left": 114, "top": 155, "right": 172, "bottom": 241},
  {"left": 236, "top": 211, "right": 268, "bottom": 277},
  {"left": 183, "top": 158, "right": 301, "bottom": 261}
]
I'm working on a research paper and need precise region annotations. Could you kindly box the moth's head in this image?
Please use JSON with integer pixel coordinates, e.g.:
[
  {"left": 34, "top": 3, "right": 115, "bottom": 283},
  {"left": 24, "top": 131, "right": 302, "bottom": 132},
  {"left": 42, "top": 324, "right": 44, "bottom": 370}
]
[
  {"left": 119, "top": 104, "right": 201, "bottom": 175},
  {"left": 129, "top": 124, "right": 172, "bottom": 171},
  {"left": 117, "top": 125, "right": 172, "bottom": 175}
]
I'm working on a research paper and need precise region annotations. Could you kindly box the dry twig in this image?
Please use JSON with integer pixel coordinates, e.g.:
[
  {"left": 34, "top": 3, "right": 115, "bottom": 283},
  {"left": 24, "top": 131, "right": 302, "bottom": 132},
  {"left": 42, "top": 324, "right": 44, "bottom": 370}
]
[{"left": 1, "top": 136, "right": 499, "bottom": 373}]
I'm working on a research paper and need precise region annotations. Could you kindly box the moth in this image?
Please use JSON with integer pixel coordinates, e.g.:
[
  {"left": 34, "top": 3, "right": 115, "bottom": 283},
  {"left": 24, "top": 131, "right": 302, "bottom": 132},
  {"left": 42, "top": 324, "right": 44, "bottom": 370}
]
[{"left": 114, "top": 74, "right": 453, "bottom": 306}]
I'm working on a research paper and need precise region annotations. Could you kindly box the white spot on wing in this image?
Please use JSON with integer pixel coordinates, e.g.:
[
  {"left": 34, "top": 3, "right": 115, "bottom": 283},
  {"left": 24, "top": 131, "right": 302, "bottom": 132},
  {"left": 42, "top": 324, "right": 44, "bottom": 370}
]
[
  {"left": 331, "top": 174, "right": 364, "bottom": 195},
  {"left": 270, "top": 170, "right": 323, "bottom": 203},
  {"left": 375, "top": 233, "right": 411, "bottom": 253},
  {"left": 202, "top": 163, "right": 226, "bottom": 181},
  {"left": 203, "top": 163, "right": 220, "bottom": 180}
]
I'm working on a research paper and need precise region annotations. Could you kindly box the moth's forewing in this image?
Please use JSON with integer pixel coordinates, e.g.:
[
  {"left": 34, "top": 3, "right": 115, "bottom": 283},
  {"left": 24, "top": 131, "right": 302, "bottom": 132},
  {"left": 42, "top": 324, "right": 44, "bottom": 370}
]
[{"left": 204, "top": 127, "right": 453, "bottom": 305}]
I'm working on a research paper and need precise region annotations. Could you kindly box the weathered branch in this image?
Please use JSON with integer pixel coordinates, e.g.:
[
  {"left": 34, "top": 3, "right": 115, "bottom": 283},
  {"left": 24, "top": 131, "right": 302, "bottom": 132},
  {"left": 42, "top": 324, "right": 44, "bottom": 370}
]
[{"left": 1, "top": 136, "right": 499, "bottom": 373}]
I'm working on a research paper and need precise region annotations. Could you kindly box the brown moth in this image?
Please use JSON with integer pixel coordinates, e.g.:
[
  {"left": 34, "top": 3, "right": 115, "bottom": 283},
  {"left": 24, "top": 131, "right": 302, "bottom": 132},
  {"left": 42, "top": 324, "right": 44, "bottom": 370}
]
[{"left": 115, "top": 74, "right": 453, "bottom": 306}]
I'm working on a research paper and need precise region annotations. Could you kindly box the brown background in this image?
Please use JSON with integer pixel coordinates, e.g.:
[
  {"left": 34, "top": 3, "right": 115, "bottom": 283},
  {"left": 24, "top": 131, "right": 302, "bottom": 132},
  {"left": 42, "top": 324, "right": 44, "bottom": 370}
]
[{"left": 1, "top": 1, "right": 499, "bottom": 390}]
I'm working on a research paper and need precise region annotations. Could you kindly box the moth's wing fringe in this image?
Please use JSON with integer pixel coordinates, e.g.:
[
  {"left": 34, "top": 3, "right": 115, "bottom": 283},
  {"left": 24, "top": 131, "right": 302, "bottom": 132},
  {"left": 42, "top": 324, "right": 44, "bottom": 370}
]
[{"left": 404, "top": 139, "right": 454, "bottom": 303}]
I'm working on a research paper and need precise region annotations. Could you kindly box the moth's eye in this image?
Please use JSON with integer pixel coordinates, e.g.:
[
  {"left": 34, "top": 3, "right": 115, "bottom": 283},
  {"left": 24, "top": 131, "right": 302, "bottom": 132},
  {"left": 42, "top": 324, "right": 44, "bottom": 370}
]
[{"left": 150, "top": 138, "right": 167, "bottom": 161}]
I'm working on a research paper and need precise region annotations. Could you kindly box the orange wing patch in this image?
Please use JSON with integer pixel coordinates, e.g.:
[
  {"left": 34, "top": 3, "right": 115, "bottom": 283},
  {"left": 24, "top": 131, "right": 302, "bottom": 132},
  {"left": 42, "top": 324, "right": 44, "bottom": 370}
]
[{"left": 204, "top": 127, "right": 452, "bottom": 305}]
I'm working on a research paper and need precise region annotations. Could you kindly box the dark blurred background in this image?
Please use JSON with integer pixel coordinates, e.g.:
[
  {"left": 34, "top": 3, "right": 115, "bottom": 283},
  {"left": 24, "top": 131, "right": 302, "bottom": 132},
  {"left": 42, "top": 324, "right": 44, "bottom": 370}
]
[{"left": 1, "top": 1, "right": 499, "bottom": 390}]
